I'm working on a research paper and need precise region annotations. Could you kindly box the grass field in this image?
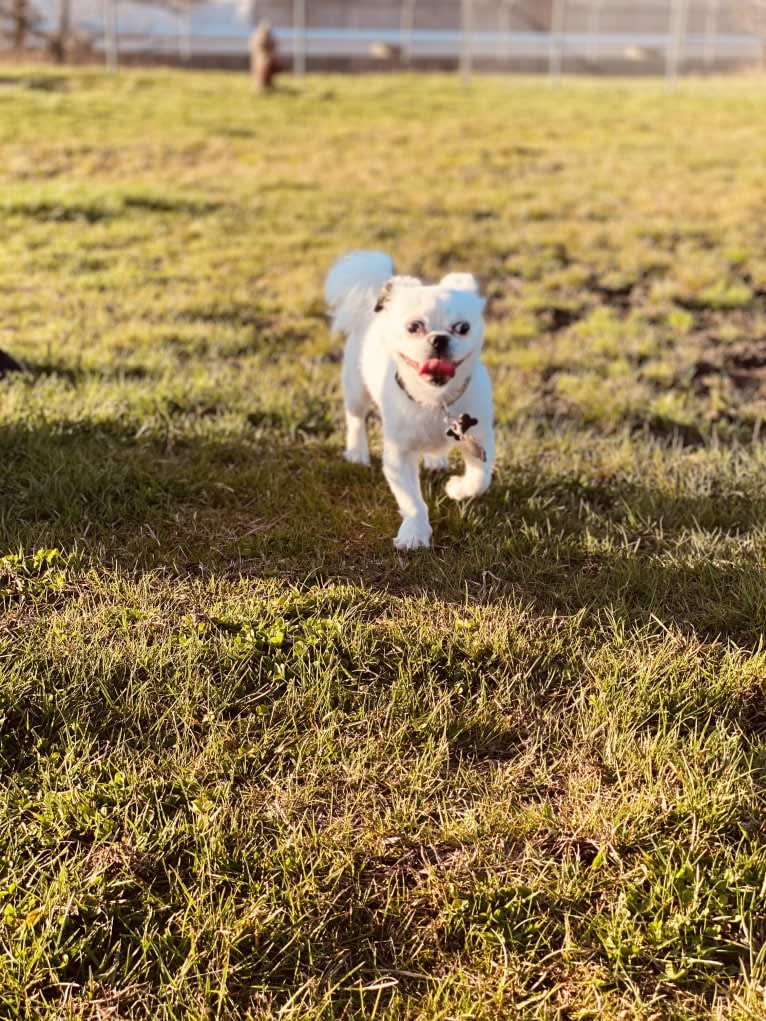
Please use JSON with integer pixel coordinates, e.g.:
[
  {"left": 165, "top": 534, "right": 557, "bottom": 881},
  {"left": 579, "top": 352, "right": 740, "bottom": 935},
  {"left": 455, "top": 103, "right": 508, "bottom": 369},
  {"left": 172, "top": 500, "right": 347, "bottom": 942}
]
[{"left": 2, "top": 67, "right": 766, "bottom": 1019}]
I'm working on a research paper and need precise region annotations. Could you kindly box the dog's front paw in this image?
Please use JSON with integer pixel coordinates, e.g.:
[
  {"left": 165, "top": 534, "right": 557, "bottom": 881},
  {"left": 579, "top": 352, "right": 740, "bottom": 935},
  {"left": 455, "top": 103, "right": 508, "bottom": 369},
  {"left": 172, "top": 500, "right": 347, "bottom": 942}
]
[
  {"left": 344, "top": 448, "right": 371, "bottom": 466},
  {"left": 445, "top": 474, "right": 486, "bottom": 501},
  {"left": 394, "top": 517, "right": 432, "bottom": 551},
  {"left": 423, "top": 454, "right": 449, "bottom": 471}
]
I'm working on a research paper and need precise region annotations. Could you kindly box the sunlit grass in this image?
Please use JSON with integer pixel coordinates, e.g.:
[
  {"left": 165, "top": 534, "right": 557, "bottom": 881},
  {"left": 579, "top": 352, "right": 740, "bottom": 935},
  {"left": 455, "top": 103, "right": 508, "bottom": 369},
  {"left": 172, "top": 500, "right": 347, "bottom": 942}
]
[{"left": 1, "top": 68, "right": 766, "bottom": 1019}]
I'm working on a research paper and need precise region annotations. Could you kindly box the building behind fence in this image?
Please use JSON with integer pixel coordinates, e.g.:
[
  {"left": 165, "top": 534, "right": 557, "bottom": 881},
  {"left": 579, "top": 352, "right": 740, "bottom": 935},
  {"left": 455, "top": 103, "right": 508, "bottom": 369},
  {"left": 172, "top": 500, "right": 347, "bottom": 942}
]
[{"left": 1, "top": 0, "right": 764, "bottom": 75}]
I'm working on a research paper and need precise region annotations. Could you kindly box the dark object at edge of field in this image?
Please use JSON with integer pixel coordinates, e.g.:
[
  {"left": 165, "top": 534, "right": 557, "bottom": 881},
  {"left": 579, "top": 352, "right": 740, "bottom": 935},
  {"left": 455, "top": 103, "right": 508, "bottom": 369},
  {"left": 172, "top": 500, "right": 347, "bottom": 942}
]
[{"left": 0, "top": 350, "right": 23, "bottom": 378}]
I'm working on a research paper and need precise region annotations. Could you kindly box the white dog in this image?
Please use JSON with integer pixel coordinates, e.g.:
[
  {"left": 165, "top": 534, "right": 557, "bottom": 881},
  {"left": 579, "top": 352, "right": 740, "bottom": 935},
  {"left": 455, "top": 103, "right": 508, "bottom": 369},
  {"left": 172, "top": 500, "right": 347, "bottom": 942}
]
[{"left": 325, "top": 250, "right": 494, "bottom": 550}]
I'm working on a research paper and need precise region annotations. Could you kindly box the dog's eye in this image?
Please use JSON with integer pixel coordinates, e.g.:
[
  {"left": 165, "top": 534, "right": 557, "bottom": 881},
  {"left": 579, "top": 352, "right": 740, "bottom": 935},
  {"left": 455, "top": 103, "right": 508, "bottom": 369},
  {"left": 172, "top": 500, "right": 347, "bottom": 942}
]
[
  {"left": 452, "top": 321, "right": 470, "bottom": 336},
  {"left": 406, "top": 320, "right": 426, "bottom": 335}
]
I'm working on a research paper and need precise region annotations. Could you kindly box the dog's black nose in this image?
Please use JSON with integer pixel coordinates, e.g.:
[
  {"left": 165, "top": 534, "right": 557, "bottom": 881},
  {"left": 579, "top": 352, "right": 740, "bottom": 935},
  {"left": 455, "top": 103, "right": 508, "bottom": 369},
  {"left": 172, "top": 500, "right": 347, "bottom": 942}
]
[{"left": 429, "top": 333, "right": 450, "bottom": 355}]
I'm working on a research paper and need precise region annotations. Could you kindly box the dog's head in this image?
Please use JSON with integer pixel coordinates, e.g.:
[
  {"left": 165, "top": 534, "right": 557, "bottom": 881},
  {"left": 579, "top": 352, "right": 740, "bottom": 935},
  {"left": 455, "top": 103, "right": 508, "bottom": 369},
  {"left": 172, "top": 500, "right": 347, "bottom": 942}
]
[{"left": 374, "top": 272, "right": 485, "bottom": 393}]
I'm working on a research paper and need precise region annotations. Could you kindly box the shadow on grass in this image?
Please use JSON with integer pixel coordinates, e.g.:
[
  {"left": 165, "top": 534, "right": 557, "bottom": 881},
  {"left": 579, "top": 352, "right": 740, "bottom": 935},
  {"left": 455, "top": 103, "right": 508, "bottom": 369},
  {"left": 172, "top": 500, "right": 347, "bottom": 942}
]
[
  {"left": 2, "top": 419, "right": 765, "bottom": 1014},
  {"left": 0, "top": 350, "right": 23, "bottom": 379},
  {"left": 3, "top": 194, "right": 225, "bottom": 223},
  {"left": 1, "top": 418, "right": 766, "bottom": 646}
]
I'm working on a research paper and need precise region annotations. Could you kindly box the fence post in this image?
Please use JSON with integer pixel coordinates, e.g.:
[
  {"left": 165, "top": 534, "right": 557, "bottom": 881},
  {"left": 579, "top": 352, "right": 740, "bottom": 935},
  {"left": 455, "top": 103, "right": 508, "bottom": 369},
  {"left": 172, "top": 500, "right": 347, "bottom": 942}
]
[
  {"left": 179, "top": 7, "right": 191, "bottom": 64},
  {"left": 103, "top": 0, "right": 118, "bottom": 70},
  {"left": 497, "top": 0, "right": 515, "bottom": 65},
  {"left": 400, "top": 0, "right": 417, "bottom": 65},
  {"left": 55, "top": 0, "right": 71, "bottom": 61},
  {"left": 293, "top": 0, "right": 306, "bottom": 77},
  {"left": 587, "top": 0, "right": 603, "bottom": 67},
  {"left": 666, "top": 0, "right": 689, "bottom": 88},
  {"left": 459, "top": 0, "right": 473, "bottom": 82},
  {"left": 703, "top": 0, "right": 719, "bottom": 71},
  {"left": 549, "top": 0, "right": 565, "bottom": 85}
]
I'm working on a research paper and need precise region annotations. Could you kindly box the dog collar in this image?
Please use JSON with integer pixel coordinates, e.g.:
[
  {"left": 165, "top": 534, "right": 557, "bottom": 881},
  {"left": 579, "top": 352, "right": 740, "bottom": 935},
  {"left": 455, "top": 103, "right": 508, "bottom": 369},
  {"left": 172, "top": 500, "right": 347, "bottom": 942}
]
[
  {"left": 394, "top": 371, "right": 486, "bottom": 463},
  {"left": 394, "top": 370, "right": 472, "bottom": 408}
]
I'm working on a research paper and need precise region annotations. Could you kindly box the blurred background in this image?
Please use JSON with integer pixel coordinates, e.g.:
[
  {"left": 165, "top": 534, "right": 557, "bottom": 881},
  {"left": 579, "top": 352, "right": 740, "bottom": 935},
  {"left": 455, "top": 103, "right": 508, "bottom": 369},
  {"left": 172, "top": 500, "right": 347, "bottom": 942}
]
[{"left": 1, "top": 0, "right": 765, "bottom": 78}]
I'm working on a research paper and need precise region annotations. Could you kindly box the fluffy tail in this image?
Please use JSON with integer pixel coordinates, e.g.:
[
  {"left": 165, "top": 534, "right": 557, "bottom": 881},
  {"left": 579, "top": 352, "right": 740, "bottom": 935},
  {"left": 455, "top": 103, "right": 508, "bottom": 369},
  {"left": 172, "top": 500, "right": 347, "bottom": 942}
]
[{"left": 325, "top": 250, "right": 394, "bottom": 337}]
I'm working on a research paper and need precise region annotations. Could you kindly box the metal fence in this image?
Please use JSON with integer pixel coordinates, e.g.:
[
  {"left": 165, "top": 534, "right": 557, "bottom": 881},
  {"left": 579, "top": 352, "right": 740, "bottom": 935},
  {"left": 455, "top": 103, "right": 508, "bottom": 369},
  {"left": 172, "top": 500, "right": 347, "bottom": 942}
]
[
  {"left": 281, "top": 0, "right": 765, "bottom": 80},
  {"left": 6, "top": 0, "right": 766, "bottom": 78}
]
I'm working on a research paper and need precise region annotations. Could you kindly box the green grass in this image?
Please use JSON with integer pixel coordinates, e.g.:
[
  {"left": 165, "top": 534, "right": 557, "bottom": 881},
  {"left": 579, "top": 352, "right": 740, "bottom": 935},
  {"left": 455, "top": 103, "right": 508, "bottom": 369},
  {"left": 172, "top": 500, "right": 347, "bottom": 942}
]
[{"left": 2, "top": 67, "right": 766, "bottom": 1018}]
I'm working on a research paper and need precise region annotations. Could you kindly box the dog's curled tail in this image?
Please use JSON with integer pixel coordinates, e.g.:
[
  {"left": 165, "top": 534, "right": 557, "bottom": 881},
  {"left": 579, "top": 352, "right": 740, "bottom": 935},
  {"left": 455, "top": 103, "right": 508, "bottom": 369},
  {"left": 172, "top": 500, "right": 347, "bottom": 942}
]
[{"left": 325, "top": 250, "right": 394, "bottom": 337}]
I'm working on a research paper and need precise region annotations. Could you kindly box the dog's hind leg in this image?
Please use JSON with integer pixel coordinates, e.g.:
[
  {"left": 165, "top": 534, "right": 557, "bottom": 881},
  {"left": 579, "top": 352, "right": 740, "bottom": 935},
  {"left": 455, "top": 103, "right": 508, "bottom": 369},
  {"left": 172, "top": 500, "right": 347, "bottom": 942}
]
[
  {"left": 423, "top": 453, "right": 449, "bottom": 471},
  {"left": 345, "top": 408, "right": 371, "bottom": 465},
  {"left": 342, "top": 352, "right": 371, "bottom": 466}
]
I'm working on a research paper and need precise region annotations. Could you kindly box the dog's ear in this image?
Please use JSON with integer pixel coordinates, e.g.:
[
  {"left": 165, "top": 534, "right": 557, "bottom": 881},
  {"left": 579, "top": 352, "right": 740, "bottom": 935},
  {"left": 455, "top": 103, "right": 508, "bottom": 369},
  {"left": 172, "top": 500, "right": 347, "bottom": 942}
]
[
  {"left": 374, "top": 280, "right": 395, "bottom": 313},
  {"left": 439, "top": 272, "right": 481, "bottom": 294},
  {"left": 374, "top": 275, "right": 422, "bottom": 313}
]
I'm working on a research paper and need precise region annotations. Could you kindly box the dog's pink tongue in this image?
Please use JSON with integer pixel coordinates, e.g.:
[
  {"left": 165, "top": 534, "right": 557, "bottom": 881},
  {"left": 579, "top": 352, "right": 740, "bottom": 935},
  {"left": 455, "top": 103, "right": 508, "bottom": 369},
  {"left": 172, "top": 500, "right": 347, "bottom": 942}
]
[{"left": 419, "top": 359, "right": 456, "bottom": 379}]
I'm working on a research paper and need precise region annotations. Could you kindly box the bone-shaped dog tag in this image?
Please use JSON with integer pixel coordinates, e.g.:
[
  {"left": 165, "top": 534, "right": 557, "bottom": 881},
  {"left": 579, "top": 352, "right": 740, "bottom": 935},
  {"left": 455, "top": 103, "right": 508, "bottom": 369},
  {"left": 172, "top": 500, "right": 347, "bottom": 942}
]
[
  {"left": 445, "top": 412, "right": 485, "bottom": 461},
  {"left": 446, "top": 413, "right": 478, "bottom": 441}
]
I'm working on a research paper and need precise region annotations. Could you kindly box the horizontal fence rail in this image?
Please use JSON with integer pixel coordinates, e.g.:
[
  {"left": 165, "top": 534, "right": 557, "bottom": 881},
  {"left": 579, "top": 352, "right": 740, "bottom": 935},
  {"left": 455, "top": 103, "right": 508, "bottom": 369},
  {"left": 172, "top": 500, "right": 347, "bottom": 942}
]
[
  {"left": 84, "top": 27, "right": 762, "bottom": 62},
  {"left": 8, "top": 0, "right": 766, "bottom": 76}
]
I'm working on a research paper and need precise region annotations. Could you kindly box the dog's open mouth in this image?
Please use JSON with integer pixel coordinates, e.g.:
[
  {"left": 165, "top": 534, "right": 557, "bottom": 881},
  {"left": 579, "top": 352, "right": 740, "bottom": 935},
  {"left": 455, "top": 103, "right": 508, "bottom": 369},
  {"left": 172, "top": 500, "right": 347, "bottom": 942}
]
[
  {"left": 398, "top": 353, "right": 462, "bottom": 387},
  {"left": 418, "top": 358, "right": 456, "bottom": 384}
]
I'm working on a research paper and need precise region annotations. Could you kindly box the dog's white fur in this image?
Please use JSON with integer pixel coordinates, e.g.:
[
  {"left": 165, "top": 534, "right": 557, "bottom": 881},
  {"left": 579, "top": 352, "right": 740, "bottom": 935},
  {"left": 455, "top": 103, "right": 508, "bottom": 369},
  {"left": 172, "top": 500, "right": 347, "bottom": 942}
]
[{"left": 325, "top": 250, "right": 494, "bottom": 550}]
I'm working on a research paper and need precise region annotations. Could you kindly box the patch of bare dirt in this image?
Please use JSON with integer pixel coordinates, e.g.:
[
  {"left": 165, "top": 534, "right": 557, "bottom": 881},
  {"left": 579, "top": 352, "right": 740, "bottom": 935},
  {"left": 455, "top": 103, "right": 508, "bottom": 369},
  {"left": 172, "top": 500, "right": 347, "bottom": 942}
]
[{"left": 691, "top": 339, "right": 766, "bottom": 394}]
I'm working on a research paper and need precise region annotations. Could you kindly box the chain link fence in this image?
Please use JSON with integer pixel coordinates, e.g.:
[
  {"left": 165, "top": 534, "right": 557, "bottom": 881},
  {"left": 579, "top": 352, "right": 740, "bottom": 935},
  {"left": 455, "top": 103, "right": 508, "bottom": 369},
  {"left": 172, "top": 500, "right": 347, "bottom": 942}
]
[
  {"left": 2, "top": 0, "right": 764, "bottom": 76},
  {"left": 279, "top": 0, "right": 765, "bottom": 79}
]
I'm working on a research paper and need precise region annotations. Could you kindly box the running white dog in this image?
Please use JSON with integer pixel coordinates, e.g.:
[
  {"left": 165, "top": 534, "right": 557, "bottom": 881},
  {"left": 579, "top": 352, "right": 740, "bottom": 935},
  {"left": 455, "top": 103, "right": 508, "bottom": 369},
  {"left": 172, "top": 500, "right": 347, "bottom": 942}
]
[{"left": 325, "top": 250, "right": 494, "bottom": 550}]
